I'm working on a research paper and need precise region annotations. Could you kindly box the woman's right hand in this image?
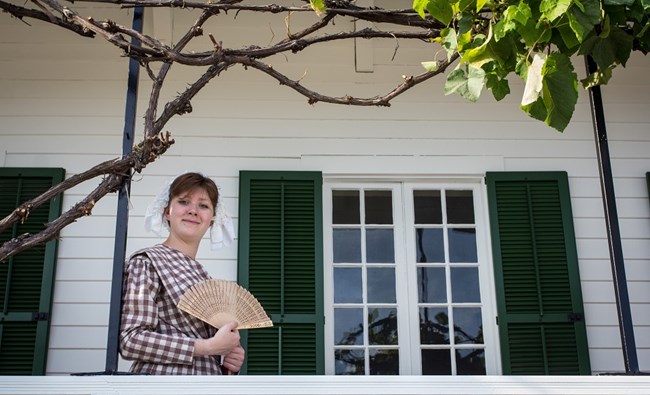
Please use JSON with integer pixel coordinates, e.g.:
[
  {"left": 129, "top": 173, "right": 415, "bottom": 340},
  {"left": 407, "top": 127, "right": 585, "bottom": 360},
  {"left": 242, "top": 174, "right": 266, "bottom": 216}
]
[{"left": 194, "top": 321, "right": 240, "bottom": 356}]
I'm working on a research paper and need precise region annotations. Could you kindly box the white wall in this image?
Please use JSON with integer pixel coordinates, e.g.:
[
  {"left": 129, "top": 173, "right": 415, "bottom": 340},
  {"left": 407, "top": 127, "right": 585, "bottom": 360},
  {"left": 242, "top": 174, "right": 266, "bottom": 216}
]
[{"left": 1, "top": 1, "right": 649, "bottom": 375}]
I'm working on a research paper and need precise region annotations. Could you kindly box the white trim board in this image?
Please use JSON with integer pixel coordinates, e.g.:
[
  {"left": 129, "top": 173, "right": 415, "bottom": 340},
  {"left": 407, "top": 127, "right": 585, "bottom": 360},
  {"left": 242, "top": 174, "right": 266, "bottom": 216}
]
[{"left": 1, "top": 375, "right": 650, "bottom": 395}]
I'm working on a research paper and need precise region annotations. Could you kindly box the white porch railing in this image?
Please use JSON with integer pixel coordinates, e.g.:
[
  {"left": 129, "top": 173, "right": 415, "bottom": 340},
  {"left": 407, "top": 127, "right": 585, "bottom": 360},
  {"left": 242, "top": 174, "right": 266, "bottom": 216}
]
[{"left": 1, "top": 375, "right": 650, "bottom": 395}]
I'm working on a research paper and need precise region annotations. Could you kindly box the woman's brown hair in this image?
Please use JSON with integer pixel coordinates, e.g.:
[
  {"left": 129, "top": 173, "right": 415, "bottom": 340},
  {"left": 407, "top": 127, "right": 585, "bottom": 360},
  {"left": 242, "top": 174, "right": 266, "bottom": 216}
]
[{"left": 168, "top": 172, "right": 219, "bottom": 212}]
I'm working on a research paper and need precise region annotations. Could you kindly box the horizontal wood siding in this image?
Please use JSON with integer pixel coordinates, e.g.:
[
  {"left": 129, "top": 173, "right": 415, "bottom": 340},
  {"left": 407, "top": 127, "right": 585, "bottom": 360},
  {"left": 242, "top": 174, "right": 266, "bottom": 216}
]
[{"left": 0, "top": 1, "right": 648, "bottom": 375}]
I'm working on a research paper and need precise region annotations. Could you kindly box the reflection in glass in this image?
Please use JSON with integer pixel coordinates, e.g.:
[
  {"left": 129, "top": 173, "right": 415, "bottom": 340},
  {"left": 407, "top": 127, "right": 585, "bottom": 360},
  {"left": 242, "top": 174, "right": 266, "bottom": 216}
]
[
  {"left": 334, "top": 308, "right": 364, "bottom": 345},
  {"left": 414, "top": 190, "right": 442, "bottom": 224},
  {"left": 417, "top": 267, "right": 446, "bottom": 303},
  {"left": 368, "top": 308, "right": 398, "bottom": 345},
  {"left": 448, "top": 228, "right": 477, "bottom": 262},
  {"left": 450, "top": 267, "right": 481, "bottom": 303},
  {"left": 333, "top": 228, "right": 361, "bottom": 263},
  {"left": 419, "top": 307, "right": 449, "bottom": 345},
  {"left": 367, "top": 268, "right": 396, "bottom": 303},
  {"left": 415, "top": 228, "right": 444, "bottom": 263},
  {"left": 366, "top": 229, "right": 395, "bottom": 263},
  {"left": 365, "top": 190, "right": 393, "bottom": 225},
  {"left": 333, "top": 190, "right": 360, "bottom": 224},
  {"left": 335, "top": 349, "right": 365, "bottom": 375},
  {"left": 446, "top": 190, "right": 475, "bottom": 224},
  {"left": 453, "top": 307, "right": 484, "bottom": 345},
  {"left": 334, "top": 268, "right": 362, "bottom": 303},
  {"left": 421, "top": 349, "right": 451, "bottom": 375},
  {"left": 369, "top": 349, "right": 399, "bottom": 375},
  {"left": 456, "top": 348, "right": 486, "bottom": 375}
]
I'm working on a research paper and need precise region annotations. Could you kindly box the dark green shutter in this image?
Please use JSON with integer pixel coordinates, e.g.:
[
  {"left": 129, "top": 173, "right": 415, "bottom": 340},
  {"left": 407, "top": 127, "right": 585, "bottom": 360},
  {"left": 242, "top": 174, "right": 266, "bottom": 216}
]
[
  {"left": 0, "top": 168, "right": 65, "bottom": 375},
  {"left": 238, "top": 171, "right": 324, "bottom": 374},
  {"left": 486, "top": 172, "right": 590, "bottom": 375}
]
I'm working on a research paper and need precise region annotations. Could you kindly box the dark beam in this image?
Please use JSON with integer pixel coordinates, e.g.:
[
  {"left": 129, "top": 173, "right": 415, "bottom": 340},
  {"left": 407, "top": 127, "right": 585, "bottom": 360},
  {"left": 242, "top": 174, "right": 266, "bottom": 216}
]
[
  {"left": 104, "top": 6, "right": 144, "bottom": 374},
  {"left": 585, "top": 55, "right": 639, "bottom": 374}
]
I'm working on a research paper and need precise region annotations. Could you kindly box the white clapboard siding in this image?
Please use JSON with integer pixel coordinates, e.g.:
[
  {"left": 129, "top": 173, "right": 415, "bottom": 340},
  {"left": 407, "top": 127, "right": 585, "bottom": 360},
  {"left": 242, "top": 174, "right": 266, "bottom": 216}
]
[
  {"left": 0, "top": 0, "right": 649, "bottom": 376},
  {"left": 48, "top": 326, "right": 108, "bottom": 350},
  {"left": 50, "top": 304, "right": 110, "bottom": 327}
]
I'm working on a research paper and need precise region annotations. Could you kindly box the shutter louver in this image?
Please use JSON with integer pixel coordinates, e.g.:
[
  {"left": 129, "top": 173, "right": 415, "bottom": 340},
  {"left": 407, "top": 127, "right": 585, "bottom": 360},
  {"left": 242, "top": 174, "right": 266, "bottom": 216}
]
[
  {"left": 248, "top": 180, "right": 283, "bottom": 313},
  {"left": 239, "top": 172, "right": 323, "bottom": 375},
  {"left": 487, "top": 172, "right": 590, "bottom": 375},
  {"left": 0, "top": 322, "right": 38, "bottom": 375},
  {"left": 0, "top": 168, "right": 65, "bottom": 375}
]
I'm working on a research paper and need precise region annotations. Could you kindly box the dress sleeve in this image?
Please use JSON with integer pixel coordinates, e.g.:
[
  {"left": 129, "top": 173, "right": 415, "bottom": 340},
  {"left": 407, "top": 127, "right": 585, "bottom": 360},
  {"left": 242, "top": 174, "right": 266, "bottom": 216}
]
[{"left": 119, "top": 254, "right": 196, "bottom": 365}]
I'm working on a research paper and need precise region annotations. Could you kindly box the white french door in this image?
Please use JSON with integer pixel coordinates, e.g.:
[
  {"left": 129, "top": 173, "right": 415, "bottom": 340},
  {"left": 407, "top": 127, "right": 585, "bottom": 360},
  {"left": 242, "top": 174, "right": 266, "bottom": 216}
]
[{"left": 324, "top": 180, "right": 498, "bottom": 375}]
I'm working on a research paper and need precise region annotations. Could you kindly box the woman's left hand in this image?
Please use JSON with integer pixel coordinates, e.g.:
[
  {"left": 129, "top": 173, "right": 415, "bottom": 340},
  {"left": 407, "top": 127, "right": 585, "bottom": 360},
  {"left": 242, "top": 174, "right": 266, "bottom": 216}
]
[{"left": 222, "top": 344, "right": 245, "bottom": 374}]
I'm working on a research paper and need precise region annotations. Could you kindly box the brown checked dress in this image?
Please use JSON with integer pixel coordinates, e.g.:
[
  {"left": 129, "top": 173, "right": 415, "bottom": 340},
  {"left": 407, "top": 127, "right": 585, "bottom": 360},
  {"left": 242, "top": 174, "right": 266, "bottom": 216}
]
[{"left": 119, "top": 244, "right": 223, "bottom": 375}]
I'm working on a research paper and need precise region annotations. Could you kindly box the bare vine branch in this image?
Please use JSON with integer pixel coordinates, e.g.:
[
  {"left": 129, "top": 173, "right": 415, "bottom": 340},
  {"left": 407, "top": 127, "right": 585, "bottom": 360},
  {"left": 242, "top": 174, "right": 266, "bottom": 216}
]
[
  {"left": 0, "top": 0, "right": 95, "bottom": 37},
  {"left": 237, "top": 52, "right": 460, "bottom": 106},
  {"left": 0, "top": 0, "right": 458, "bottom": 262},
  {"left": 0, "top": 132, "right": 175, "bottom": 261}
]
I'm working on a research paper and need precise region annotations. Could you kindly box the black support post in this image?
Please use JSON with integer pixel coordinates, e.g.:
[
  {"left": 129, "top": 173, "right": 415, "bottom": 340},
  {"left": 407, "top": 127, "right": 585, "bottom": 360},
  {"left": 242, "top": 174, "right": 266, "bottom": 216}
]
[
  {"left": 104, "top": 7, "right": 144, "bottom": 374},
  {"left": 585, "top": 55, "right": 639, "bottom": 374}
]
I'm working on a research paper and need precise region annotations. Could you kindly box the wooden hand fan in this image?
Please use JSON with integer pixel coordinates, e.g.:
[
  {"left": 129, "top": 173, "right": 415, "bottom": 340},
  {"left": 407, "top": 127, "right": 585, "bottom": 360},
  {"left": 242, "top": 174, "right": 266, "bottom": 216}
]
[{"left": 178, "top": 279, "right": 273, "bottom": 330}]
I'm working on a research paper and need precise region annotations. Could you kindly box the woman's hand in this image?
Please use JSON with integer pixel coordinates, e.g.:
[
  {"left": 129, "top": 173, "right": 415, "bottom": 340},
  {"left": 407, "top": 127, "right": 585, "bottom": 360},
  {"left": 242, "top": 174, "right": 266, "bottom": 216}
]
[
  {"left": 194, "top": 321, "right": 240, "bottom": 356},
  {"left": 222, "top": 345, "right": 245, "bottom": 374}
]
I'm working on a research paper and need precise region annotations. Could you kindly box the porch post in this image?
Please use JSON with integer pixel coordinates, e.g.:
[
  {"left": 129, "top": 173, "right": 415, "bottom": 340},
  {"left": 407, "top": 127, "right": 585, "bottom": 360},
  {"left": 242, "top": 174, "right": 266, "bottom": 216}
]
[
  {"left": 104, "top": 7, "right": 144, "bottom": 374},
  {"left": 584, "top": 55, "right": 639, "bottom": 374}
]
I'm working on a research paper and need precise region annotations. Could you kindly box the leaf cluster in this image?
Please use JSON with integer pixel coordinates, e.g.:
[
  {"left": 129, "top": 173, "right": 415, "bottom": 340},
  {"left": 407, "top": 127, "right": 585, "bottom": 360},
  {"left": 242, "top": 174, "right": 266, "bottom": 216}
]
[{"left": 412, "top": 0, "right": 650, "bottom": 131}]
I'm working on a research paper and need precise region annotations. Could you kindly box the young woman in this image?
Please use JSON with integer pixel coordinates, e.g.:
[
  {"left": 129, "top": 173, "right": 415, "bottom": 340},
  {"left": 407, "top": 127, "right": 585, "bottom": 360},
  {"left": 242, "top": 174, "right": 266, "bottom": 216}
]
[{"left": 120, "top": 172, "right": 244, "bottom": 375}]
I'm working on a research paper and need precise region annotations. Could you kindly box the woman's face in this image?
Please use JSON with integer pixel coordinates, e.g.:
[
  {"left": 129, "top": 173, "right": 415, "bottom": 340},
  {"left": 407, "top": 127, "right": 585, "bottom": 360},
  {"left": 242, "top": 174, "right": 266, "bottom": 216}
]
[{"left": 164, "top": 187, "right": 214, "bottom": 243}]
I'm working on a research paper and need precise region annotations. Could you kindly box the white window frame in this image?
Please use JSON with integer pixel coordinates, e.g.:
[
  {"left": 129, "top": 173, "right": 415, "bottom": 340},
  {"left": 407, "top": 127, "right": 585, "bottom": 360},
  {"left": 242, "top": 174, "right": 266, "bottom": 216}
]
[{"left": 323, "top": 178, "right": 501, "bottom": 375}]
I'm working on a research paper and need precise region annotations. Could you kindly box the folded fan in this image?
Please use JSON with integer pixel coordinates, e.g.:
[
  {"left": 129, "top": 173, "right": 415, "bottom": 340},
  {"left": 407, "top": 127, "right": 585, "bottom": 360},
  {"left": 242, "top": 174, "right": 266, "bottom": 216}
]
[{"left": 177, "top": 279, "right": 273, "bottom": 330}]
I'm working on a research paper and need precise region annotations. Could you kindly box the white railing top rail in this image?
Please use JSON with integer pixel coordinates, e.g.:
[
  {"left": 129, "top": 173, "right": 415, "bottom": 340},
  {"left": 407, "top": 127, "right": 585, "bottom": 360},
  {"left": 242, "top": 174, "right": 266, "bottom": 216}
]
[{"left": 2, "top": 374, "right": 650, "bottom": 395}]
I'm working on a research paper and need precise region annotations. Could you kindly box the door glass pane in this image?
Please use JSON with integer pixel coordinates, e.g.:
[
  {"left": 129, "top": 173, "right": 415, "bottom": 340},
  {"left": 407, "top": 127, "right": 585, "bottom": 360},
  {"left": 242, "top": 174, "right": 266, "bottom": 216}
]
[
  {"left": 334, "top": 308, "right": 364, "bottom": 345},
  {"left": 414, "top": 190, "right": 442, "bottom": 224},
  {"left": 366, "top": 229, "right": 395, "bottom": 263},
  {"left": 415, "top": 228, "right": 444, "bottom": 263},
  {"left": 446, "top": 190, "right": 475, "bottom": 224},
  {"left": 368, "top": 308, "right": 398, "bottom": 345},
  {"left": 456, "top": 349, "right": 486, "bottom": 375},
  {"left": 421, "top": 349, "right": 451, "bottom": 375},
  {"left": 369, "top": 349, "right": 399, "bottom": 375},
  {"left": 335, "top": 349, "right": 365, "bottom": 375},
  {"left": 419, "top": 307, "right": 449, "bottom": 345},
  {"left": 417, "top": 267, "right": 446, "bottom": 303},
  {"left": 333, "top": 228, "right": 361, "bottom": 263},
  {"left": 450, "top": 267, "right": 480, "bottom": 303},
  {"left": 367, "top": 268, "right": 396, "bottom": 303},
  {"left": 448, "top": 228, "right": 477, "bottom": 263},
  {"left": 333, "top": 190, "right": 360, "bottom": 224},
  {"left": 334, "top": 268, "right": 362, "bottom": 303},
  {"left": 453, "top": 307, "right": 484, "bottom": 345},
  {"left": 365, "top": 190, "right": 393, "bottom": 225}
]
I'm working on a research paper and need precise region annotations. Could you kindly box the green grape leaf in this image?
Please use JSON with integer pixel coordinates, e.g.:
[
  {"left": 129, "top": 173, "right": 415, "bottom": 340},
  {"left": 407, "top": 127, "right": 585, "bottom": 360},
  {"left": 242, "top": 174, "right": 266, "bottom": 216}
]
[
  {"left": 521, "top": 52, "right": 577, "bottom": 132},
  {"left": 444, "top": 65, "right": 486, "bottom": 102},
  {"left": 581, "top": 66, "right": 614, "bottom": 88},
  {"left": 413, "top": 0, "right": 429, "bottom": 18},
  {"left": 461, "top": 24, "right": 495, "bottom": 67},
  {"left": 441, "top": 27, "right": 458, "bottom": 61},
  {"left": 421, "top": 61, "right": 440, "bottom": 72},
  {"left": 486, "top": 73, "right": 511, "bottom": 101},
  {"left": 309, "top": 0, "right": 326, "bottom": 16},
  {"left": 521, "top": 53, "right": 546, "bottom": 105},
  {"left": 581, "top": 24, "right": 634, "bottom": 69},
  {"left": 540, "top": 0, "right": 572, "bottom": 22},
  {"left": 415, "top": 0, "right": 454, "bottom": 25}
]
